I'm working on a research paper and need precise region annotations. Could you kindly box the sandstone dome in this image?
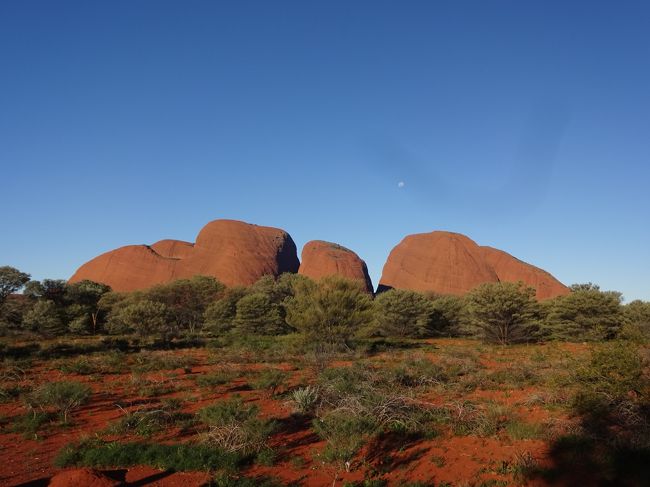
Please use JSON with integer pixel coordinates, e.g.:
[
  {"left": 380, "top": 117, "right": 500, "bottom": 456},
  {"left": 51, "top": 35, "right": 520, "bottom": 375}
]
[
  {"left": 69, "top": 219, "right": 299, "bottom": 291},
  {"left": 298, "top": 240, "right": 373, "bottom": 292},
  {"left": 379, "top": 230, "right": 568, "bottom": 299}
]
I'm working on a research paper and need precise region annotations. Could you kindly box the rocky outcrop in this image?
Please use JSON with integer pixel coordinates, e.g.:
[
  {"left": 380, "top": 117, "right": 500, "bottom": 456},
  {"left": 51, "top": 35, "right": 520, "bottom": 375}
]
[
  {"left": 379, "top": 231, "right": 499, "bottom": 295},
  {"left": 150, "top": 239, "right": 194, "bottom": 259},
  {"left": 379, "top": 231, "right": 568, "bottom": 299},
  {"left": 69, "top": 219, "right": 299, "bottom": 291},
  {"left": 479, "top": 246, "right": 570, "bottom": 300},
  {"left": 298, "top": 240, "right": 373, "bottom": 292}
]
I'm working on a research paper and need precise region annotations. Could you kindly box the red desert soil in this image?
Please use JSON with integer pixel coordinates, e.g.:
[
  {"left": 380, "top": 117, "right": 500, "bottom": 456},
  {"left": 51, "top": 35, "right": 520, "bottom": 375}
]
[
  {"left": 0, "top": 341, "right": 588, "bottom": 486},
  {"left": 69, "top": 219, "right": 300, "bottom": 292},
  {"left": 379, "top": 231, "right": 569, "bottom": 299},
  {"left": 298, "top": 240, "right": 374, "bottom": 292}
]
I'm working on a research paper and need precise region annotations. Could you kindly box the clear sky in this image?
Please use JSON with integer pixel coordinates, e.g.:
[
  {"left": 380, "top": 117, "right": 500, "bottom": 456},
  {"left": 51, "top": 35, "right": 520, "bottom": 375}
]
[{"left": 1, "top": 1, "right": 649, "bottom": 301}]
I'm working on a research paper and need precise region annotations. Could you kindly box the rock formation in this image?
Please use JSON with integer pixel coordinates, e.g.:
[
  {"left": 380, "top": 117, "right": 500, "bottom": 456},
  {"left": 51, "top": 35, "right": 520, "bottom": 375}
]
[
  {"left": 379, "top": 231, "right": 568, "bottom": 299},
  {"left": 479, "top": 246, "right": 570, "bottom": 300},
  {"left": 298, "top": 240, "right": 373, "bottom": 292},
  {"left": 69, "top": 219, "right": 299, "bottom": 292}
]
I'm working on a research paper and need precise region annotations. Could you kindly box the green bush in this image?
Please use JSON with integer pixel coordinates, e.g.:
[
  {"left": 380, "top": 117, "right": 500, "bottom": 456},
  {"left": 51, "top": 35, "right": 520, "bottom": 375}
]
[
  {"left": 251, "top": 368, "right": 288, "bottom": 396},
  {"left": 285, "top": 276, "right": 373, "bottom": 348},
  {"left": 466, "top": 282, "right": 539, "bottom": 345},
  {"left": 23, "top": 300, "right": 66, "bottom": 336},
  {"left": 544, "top": 284, "right": 625, "bottom": 341},
  {"left": 107, "top": 399, "right": 194, "bottom": 437},
  {"left": 290, "top": 386, "right": 319, "bottom": 414},
  {"left": 55, "top": 438, "right": 245, "bottom": 472},
  {"left": 24, "top": 381, "right": 92, "bottom": 423},
  {"left": 197, "top": 396, "right": 276, "bottom": 454},
  {"left": 234, "top": 293, "right": 285, "bottom": 335},
  {"left": 373, "top": 289, "right": 434, "bottom": 338},
  {"left": 313, "top": 410, "right": 378, "bottom": 468},
  {"left": 195, "top": 369, "right": 238, "bottom": 388}
]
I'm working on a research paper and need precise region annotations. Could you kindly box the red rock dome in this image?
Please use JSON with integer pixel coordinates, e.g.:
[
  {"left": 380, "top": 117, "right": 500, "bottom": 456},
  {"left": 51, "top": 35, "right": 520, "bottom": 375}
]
[
  {"left": 479, "top": 246, "right": 570, "bottom": 300},
  {"left": 298, "top": 240, "right": 373, "bottom": 292},
  {"left": 379, "top": 231, "right": 499, "bottom": 295},
  {"left": 69, "top": 219, "right": 299, "bottom": 291},
  {"left": 378, "top": 230, "right": 568, "bottom": 299}
]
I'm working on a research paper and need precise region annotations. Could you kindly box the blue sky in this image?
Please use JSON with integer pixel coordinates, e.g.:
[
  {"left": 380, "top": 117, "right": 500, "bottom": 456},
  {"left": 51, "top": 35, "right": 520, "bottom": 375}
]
[{"left": 1, "top": 1, "right": 649, "bottom": 301}]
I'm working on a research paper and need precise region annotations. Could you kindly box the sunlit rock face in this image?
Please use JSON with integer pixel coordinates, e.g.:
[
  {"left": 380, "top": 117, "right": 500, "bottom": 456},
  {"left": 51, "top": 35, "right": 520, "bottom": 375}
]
[
  {"left": 298, "top": 240, "right": 373, "bottom": 292},
  {"left": 379, "top": 231, "right": 568, "bottom": 299},
  {"left": 69, "top": 219, "right": 300, "bottom": 291}
]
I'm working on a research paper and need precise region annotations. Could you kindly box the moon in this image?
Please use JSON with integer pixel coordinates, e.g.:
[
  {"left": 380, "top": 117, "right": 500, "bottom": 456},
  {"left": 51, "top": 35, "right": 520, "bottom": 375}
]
[{"left": 397, "top": 181, "right": 405, "bottom": 188}]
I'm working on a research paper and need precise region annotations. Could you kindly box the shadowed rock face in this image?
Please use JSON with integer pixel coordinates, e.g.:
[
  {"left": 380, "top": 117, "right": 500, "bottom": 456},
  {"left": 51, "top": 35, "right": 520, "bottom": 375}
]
[
  {"left": 298, "top": 240, "right": 374, "bottom": 292},
  {"left": 69, "top": 220, "right": 299, "bottom": 292},
  {"left": 479, "top": 246, "right": 570, "bottom": 300},
  {"left": 379, "top": 231, "right": 568, "bottom": 299}
]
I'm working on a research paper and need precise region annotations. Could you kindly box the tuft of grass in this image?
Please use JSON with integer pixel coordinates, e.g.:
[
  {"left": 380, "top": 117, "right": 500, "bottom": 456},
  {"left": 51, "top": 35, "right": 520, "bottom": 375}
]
[
  {"left": 250, "top": 369, "right": 288, "bottom": 396},
  {"left": 289, "top": 386, "right": 319, "bottom": 414},
  {"left": 505, "top": 420, "right": 545, "bottom": 440},
  {"left": 197, "top": 396, "right": 276, "bottom": 454},
  {"left": 24, "top": 380, "right": 91, "bottom": 423},
  {"left": 55, "top": 438, "right": 246, "bottom": 472},
  {"left": 195, "top": 369, "right": 238, "bottom": 388}
]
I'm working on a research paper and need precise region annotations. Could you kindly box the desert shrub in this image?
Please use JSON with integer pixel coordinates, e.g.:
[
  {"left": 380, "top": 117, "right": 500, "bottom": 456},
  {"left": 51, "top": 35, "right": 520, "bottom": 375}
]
[
  {"left": 624, "top": 300, "right": 650, "bottom": 328},
  {"left": 55, "top": 438, "right": 245, "bottom": 472},
  {"left": 197, "top": 396, "right": 276, "bottom": 454},
  {"left": 285, "top": 276, "right": 373, "bottom": 348},
  {"left": 204, "top": 287, "right": 248, "bottom": 335},
  {"left": 466, "top": 282, "right": 539, "bottom": 345},
  {"left": 9, "top": 411, "right": 55, "bottom": 438},
  {"left": 64, "top": 280, "right": 112, "bottom": 334},
  {"left": 146, "top": 276, "right": 225, "bottom": 334},
  {"left": 373, "top": 289, "right": 434, "bottom": 338},
  {"left": 0, "top": 266, "right": 31, "bottom": 306},
  {"left": 130, "top": 351, "right": 196, "bottom": 373},
  {"left": 313, "top": 410, "right": 378, "bottom": 468},
  {"left": 129, "top": 373, "right": 178, "bottom": 397},
  {"left": 24, "top": 381, "right": 91, "bottom": 423},
  {"left": 195, "top": 369, "right": 238, "bottom": 388},
  {"left": 544, "top": 284, "right": 625, "bottom": 341},
  {"left": 251, "top": 368, "right": 288, "bottom": 396},
  {"left": 505, "top": 420, "right": 545, "bottom": 440},
  {"left": 108, "top": 399, "right": 194, "bottom": 437},
  {"left": 111, "top": 300, "right": 173, "bottom": 338},
  {"left": 58, "top": 357, "right": 98, "bottom": 375},
  {"left": 22, "top": 300, "right": 66, "bottom": 336},
  {"left": 234, "top": 293, "right": 285, "bottom": 335},
  {"left": 290, "top": 386, "right": 319, "bottom": 414},
  {"left": 388, "top": 356, "right": 448, "bottom": 388},
  {"left": 445, "top": 401, "right": 514, "bottom": 437},
  {"left": 428, "top": 294, "right": 468, "bottom": 336},
  {"left": 572, "top": 341, "right": 648, "bottom": 426}
]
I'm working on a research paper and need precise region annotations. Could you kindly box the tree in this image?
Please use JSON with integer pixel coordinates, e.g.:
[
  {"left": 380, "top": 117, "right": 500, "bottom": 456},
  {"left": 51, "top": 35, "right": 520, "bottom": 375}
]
[
  {"left": 111, "top": 300, "right": 171, "bottom": 338},
  {"left": 429, "top": 294, "right": 467, "bottom": 336},
  {"left": 373, "top": 289, "right": 434, "bottom": 337},
  {"left": 466, "top": 281, "right": 539, "bottom": 345},
  {"left": 146, "top": 276, "right": 225, "bottom": 333},
  {"left": 624, "top": 300, "right": 650, "bottom": 328},
  {"left": 203, "top": 287, "right": 248, "bottom": 335},
  {"left": 23, "top": 300, "right": 66, "bottom": 336},
  {"left": 0, "top": 266, "right": 30, "bottom": 306},
  {"left": 544, "top": 285, "right": 624, "bottom": 341},
  {"left": 65, "top": 280, "right": 111, "bottom": 334},
  {"left": 24, "top": 279, "right": 68, "bottom": 305},
  {"left": 285, "top": 276, "right": 374, "bottom": 348},
  {"left": 234, "top": 292, "right": 284, "bottom": 335}
]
